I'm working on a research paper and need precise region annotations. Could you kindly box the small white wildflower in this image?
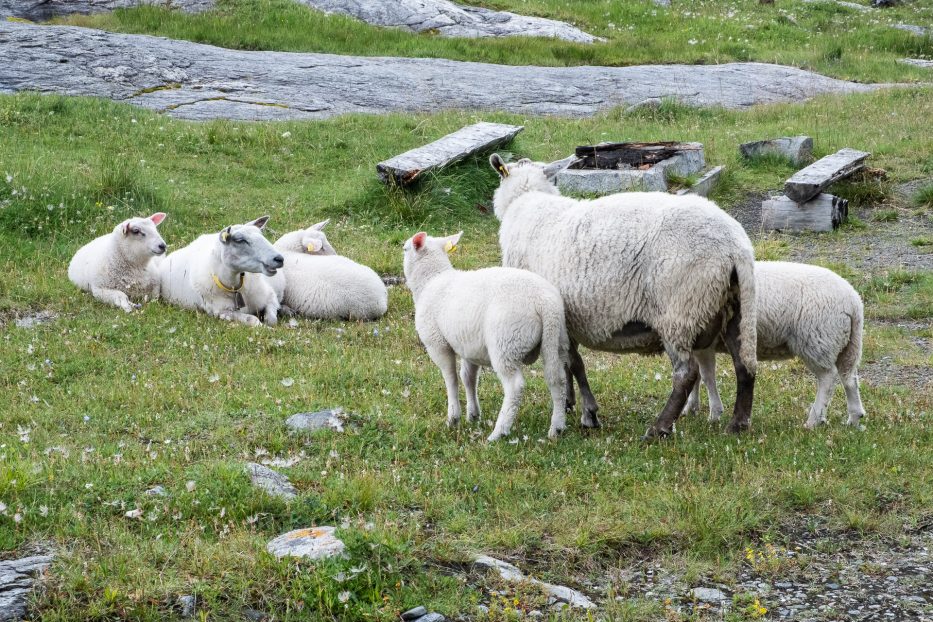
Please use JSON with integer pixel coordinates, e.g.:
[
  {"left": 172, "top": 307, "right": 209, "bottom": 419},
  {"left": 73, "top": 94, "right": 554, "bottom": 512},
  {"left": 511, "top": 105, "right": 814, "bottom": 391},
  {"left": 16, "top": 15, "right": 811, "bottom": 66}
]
[
  {"left": 338, "top": 591, "right": 351, "bottom": 603},
  {"left": 281, "top": 378, "right": 294, "bottom": 388},
  {"left": 208, "top": 374, "right": 220, "bottom": 383},
  {"left": 281, "top": 131, "right": 292, "bottom": 138},
  {"left": 39, "top": 505, "right": 49, "bottom": 517},
  {"left": 186, "top": 481, "right": 196, "bottom": 492},
  {"left": 125, "top": 508, "right": 143, "bottom": 519}
]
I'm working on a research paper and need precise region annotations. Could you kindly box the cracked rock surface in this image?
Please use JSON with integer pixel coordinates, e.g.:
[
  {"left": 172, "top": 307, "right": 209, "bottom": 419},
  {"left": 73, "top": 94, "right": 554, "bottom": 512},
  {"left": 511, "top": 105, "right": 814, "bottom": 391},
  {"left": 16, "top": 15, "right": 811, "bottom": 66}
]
[
  {"left": 0, "top": 555, "right": 53, "bottom": 622},
  {"left": 0, "top": 0, "right": 213, "bottom": 20},
  {"left": 300, "top": 0, "right": 599, "bottom": 42},
  {"left": 0, "top": 22, "right": 883, "bottom": 121}
]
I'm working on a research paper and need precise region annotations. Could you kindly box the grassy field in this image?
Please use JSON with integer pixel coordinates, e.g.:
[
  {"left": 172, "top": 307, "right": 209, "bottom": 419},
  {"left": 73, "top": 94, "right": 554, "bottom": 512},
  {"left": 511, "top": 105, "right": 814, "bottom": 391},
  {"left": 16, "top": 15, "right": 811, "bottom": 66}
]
[
  {"left": 54, "top": 0, "right": 933, "bottom": 83},
  {"left": 1, "top": 83, "right": 932, "bottom": 621}
]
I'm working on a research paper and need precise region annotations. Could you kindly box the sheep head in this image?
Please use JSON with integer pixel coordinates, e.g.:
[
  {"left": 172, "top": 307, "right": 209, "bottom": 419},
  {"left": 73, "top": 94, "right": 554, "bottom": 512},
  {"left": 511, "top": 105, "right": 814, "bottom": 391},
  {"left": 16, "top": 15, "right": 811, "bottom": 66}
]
[
  {"left": 218, "top": 216, "right": 284, "bottom": 277},
  {"left": 115, "top": 212, "right": 168, "bottom": 259},
  {"left": 489, "top": 154, "right": 559, "bottom": 220}
]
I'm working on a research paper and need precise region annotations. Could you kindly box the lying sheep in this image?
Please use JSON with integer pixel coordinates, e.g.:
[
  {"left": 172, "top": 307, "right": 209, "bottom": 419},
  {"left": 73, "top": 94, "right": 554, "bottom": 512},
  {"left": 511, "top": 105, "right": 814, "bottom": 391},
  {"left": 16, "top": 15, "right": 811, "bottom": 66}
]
[
  {"left": 684, "top": 261, "right": 866, "bottom": 429},
  {"left": 272, "top": 221, "right": 387, "bottom": 321},
  {"left": 68, "top": 213, "right": 168, "bottom": 312},
  {"left": 490, "top": 154, "right": 758, "bottom": 439},
  {"left": 159, "top": 216, "right": 284, "bottom": 327},
  {"left": 404, "top": 231, "right": 569, "bottom": 441}
]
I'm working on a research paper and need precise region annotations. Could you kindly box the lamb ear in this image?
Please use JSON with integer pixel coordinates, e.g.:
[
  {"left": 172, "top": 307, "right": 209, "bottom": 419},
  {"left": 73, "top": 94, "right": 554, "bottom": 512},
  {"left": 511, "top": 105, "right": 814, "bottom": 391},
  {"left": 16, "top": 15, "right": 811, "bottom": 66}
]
[
  {"left": 310, "top": 219, "right": 330, "bottom": 231},
  {"left": 443, "top": 231, "right": 463, "bottom": 254},
  {"left": 489, "top": 153, "right": 509, "bottom": 178},
  {"left": 305, "top": 238, "right": 322, "bottom": 253},
  {"left": 149, "top": 212, "right": 166, "bottom": 226},
  {"left": 122, "top": 221, "right": 132, "bottom": 236},
  {"left": 248, "top": 215, "right": 270, "bottom": 230},
  {"left": 220, "top": 226, "right": 232, "bottom": 243},
  {"left": 412, "top": 232, "right": 427, "bottom": 251}
]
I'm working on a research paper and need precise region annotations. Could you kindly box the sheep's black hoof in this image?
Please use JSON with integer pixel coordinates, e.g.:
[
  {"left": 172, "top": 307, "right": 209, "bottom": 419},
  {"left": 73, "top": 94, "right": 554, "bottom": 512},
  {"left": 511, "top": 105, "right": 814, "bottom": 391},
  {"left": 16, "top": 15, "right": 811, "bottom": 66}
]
[
  {"left": 581, "top": 409, "right": 601, "bottom": 429},
  {"left": 726, "top": 419, "right": 750, "bottom": 434},
  {"left": 641, "top": 426, "right": 671, "bottom": 442}
]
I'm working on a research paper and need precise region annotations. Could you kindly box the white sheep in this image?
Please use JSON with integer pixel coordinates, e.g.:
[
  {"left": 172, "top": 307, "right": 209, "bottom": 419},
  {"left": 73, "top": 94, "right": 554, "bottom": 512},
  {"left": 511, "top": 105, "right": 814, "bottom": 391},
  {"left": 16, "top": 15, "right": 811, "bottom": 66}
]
[
  {"left": 684, "top": 261, "right": 866, "bottom": 429},
  {"left": 271, "top": 221, "right": 388, "bottom": 321},
  {"left": 490, "top": 154, "right": 758, "bottom": 439},
  {"left": 404, "top": 231, "right": 570, "bottom": 441},
  {"left": 68, "top": 213, "right": 168, "bottom": 312},
  {"left": 159, "top": 216, "right": 284, "bottom": 327}
]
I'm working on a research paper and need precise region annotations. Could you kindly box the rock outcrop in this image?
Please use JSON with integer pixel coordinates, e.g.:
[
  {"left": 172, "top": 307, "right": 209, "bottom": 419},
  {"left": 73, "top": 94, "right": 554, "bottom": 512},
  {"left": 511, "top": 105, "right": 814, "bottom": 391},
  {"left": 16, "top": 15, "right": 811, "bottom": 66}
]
[
  {"left": 0, "top": 22, "right": 884, "bottom": 121},
  {"left": 0, "top": 0, "right": 213, "bottom": 20}
]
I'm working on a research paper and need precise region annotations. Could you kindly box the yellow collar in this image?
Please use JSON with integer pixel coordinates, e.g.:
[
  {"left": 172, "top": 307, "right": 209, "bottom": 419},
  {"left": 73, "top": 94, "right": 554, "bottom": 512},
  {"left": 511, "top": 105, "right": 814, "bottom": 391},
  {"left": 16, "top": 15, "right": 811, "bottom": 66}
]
[{"left": 212, "top": 272, "right": 245, "bottom": 293}]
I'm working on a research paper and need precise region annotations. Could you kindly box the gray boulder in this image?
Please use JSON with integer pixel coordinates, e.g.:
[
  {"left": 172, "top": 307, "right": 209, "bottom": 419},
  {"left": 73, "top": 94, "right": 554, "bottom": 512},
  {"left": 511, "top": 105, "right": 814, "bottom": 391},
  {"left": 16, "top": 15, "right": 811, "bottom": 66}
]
[
  {"left": 740, "top": 136, "right": 813, "bottom": 165},
  {"left": 266, "top": 527, "right": 346, "bottom": 560},
  {"left": 245, "top": 462, "right": 297, "bottom": 500},
  {"left": 0, "top": 555, "right": 54, "bottom": 622},
  {"left": 301, "top": 0, "right": 599, "bottom": 42},
  {"left": 0, "top": 21, "right": 886, "bottom": 122},
  {"left": 0, "top": 0, "right": 214, "bottom": 20},
  {"left": 285, "top": 409, "right": 346, "bottom": 432}
]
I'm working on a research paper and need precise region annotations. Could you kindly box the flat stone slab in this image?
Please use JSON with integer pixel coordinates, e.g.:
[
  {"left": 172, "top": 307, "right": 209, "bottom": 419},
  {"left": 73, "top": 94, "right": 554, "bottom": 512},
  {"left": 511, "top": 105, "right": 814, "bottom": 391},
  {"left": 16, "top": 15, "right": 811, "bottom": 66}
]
[
  {"left": 12, "top": 311, "right": 58, "bottom": 328},
  {"left": 784, "top": 147, "right": 870, "bottom": 203},
  {"left": 894, "top": 23, "right": 929, "bottom": 36},
  {"left": 900, "top": 58, "right": 933, "bottom": 69},
  {"left": 245, "top": 462, "right": 297, "bottom": 500},
  {"left": 267, "top": 527, "right": 346, "bottom": 560},
  {"left": 0, "top": 0, "right": 213, "bottom": 20},
  {"left": 377, "top": 122, "right": 523, "bottom": 185},
  {"left": 676, "top": 165, "right": 724, "bottom": 197},
  {"left": 300, "top": 0, "right": 599, "bottom": 43},
  {"left": 0, "top": 22, "right": 885, "bottom": 121},
  {"left": 690, "top": 587, "right": 728, "bottom": 603},
  {"left": 0, "top": 555, "right": 54, "bottom": 622},
  {"left": 473, "top": 555, "right": 595, "bottom": 609},
  {"left": 740, "top": 136, "right": 813, "bottom": 165},
  {"left": 285, "top": 408, "right": 345, "bottom": 432}
]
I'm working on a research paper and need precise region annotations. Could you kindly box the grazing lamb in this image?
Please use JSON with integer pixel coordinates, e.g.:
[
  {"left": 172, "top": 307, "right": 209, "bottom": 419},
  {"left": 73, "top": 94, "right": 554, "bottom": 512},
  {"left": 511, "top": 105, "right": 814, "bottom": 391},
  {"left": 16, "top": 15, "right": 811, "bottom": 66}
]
[
  {"left": 68, "top": 213, "right": 168, "bottom": 312},
  {"left": 159, "top": 216, "right": 284, "bottom": 327},
  {"left": 490, "top": 154, "right": 758, "bottom": 439},
  {"left": 683, "top": 261, "right": 866, "bottom": 429},
  {"left": 271, "top": 221, "right": 387, "bottom": 321},
  {"left": 404, "top": 231, "right": 569, "bottom": 441}
]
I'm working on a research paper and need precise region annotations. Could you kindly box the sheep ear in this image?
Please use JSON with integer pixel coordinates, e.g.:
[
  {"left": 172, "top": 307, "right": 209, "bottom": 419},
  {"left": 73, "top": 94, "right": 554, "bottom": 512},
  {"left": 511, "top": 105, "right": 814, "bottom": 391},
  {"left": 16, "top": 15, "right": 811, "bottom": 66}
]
[
  {"left": 220, "top": 226, "right": 232, "bottom": 243},
  {"left": 310, "top": 219, "right": 330, "bottom": 231},
  {"left": 149, "top": 212, "right": 166, "bottom": 226},
  {"left": 305, "top": 238, "right": 322, "bottom": 253},
  {"left": 489, "top": 153, "right": 509, "bottom": 178},
  {"left": 443, "top": 231, "right": 463, "bottom": 254},
  {"left": 412, "top": 232, "right": 427, "bottom": 251},
  {"left": 248, "top": 215, "right": 270, "bottom": 230},
  {"left": 122, "top": 221, "right": 131, "bottom": 236}
]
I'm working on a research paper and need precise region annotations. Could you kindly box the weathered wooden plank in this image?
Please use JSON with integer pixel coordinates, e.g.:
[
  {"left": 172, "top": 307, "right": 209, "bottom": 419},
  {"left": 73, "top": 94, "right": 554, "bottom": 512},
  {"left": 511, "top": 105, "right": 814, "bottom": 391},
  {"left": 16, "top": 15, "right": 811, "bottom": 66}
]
[
  {"left": 784, "top": 148, "right": 870, "bottom": 203},
  {"left": 761, "top": 193, "right": 849, "bottom": 232},
  {"left": 572, "top": 141, "right": 690, "bottom": 169},
  {"left": 376, "top": 122, "right": 523, "bottom": 185}
]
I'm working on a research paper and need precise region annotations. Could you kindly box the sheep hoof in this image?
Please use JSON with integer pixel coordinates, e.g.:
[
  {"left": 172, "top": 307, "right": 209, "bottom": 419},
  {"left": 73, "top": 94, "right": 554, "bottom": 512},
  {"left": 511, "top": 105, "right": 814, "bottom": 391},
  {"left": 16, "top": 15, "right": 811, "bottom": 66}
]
[
  {"left": 641, "top": 426, "right": 670, "bottom": 442},
  {"left": 487, "top": 431, "right": 505, "bottom": 442},
  {"left": 580, "top": 409, "right": 600, "bottom": 429},
  {"left": 726, "top": 419, "right": 750, "bottom": 434},
  {"left": 446, "top": 417, "right": 460, "bottom": 429},
  {"left": 548, "top": 426, "right": 566, "bottom": 439}
]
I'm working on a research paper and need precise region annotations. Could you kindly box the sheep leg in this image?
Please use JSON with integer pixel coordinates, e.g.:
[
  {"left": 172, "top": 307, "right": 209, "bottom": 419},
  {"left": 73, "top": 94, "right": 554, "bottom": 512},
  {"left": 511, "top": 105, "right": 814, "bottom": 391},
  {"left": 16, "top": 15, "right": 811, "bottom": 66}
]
[
  {"left": 91, "top": 286, "right": 136, "bottom": 313},
  {"left": 460, "top": 360, "right": 482, "bottom": 423},
  {"left": 695, "top": 349, "right": 724, "bottom": 422},
  {"left": 427, "top": 346, "right": 461, "bottom": 428},
  {"left": 722, "top": 311, "right": 755, "bottom": 433},
  {"left": 542, "top": 345, "right": 568, "bottom": 439},
  {"left": 840, "top": 371, "right": 866, "bottom": 426},
  {"left": 642, "top": 352, "right": 698, "bottom": 440},
  {"left": 683, "top": 375, "right": 700, "bottom": 416},
  {"left": 488, "top": 362, "right": 524, "bottom": 442},
  {"left": 805, "top": 369, "right": 836, "bottom": 430},
  {"left": 568, "top": 342, "right": 600, "bottom": 428}
]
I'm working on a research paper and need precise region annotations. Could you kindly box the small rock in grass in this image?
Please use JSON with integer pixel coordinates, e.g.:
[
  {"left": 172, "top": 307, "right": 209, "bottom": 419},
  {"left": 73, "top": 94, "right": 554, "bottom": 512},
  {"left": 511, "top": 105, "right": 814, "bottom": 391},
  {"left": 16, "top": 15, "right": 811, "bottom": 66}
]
[
  {"left": 178, "top": 595, "right": 196, "bottom": 618},
  {"left": 266, "top": 526, "right": 346, "bottom": 560},
  {"left": 285, "top": 409, "right": 345, "bottom": 432},
  {"left": 690, "top": 587, "right": 727, "bottom": 603},
  {"left": 242, "top": 608, "right": 269, "bottom": 621},
  {"left": 624, "top": 97, "right": 663, "bottom": 114},
  {"left": 414, "top": 614, "right": 445, "bottom": 622},
  {"left": 13, "top": 311, "right": 58, "bottom": 328},
  {"left": 740, "top": 136, "right": 812, "bottom": 165},
  {"left": 401, "top": 606, "right": 427, "bottom": 620},
  {"left": 245, "top": 462, "right": 297, "bottom": 500},
  {"left": 145, "top": 485, "right": 167, "bottom": 497}
]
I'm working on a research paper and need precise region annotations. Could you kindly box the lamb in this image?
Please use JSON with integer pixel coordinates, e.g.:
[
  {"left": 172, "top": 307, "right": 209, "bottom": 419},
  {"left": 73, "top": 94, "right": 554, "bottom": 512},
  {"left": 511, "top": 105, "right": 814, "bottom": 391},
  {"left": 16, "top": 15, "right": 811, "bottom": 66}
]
[
  {"left": 404, "top": 231, "right": 570, "bottom": 441},
  {"left": 68, "top": 213, "right": 168, "bottom": 312},
  {"left": 489, "top": 154, "right": 758, "bottom": 439},
  {"left": 683, "top": 261, "right": 866, "bottom": 429},
  {"left": 159, "top": 216, "right": 284, "bottom": 327},
  {"left": 271, "top": 220, "right": 388, "bottom": 321}
]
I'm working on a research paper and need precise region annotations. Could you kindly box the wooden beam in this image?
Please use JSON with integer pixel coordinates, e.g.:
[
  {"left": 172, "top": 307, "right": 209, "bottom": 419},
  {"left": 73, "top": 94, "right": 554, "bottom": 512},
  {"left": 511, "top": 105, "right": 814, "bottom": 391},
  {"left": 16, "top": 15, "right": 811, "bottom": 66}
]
[
  {"left": 376, "top": 122, "right": 523, "bottom": 185},
  {"left": 761, "top": 194, "right": 849, "bottom": 232},
  {"left": 572, "top": 141, "right": 698, "bottom": 170},
  {"left": 784, "top": 148, "right": 870, "bottom": 203}
]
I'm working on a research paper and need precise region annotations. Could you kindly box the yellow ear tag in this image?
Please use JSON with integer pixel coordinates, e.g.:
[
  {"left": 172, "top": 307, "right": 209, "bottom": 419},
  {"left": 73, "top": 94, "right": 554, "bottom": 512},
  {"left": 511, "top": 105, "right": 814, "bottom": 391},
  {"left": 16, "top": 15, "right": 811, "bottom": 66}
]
[
  {"left": 444, "top": 241, "right": 457, "bottom": 254},
  {"left": 306, "top": 244, "right": 316, "bottom": 253},
  {"left": 498, "top": 165, "right": 510, "bottom": 177}
]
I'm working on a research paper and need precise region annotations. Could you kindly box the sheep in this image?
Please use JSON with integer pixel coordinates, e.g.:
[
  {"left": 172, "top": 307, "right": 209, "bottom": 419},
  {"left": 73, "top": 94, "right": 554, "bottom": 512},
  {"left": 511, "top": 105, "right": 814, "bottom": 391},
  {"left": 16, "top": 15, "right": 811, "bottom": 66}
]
[
  {"left": 683, "top": 261, "right": 865, "bottom": 429},
  {"left": 489, "top": 154, "right": 758, "bottom": 439},
  {"left": 271, "top": 220, "right": 388, "bottom": 321},
  {"left": 403, "top": 231, "right": 570, "bottom": 441},
  {"left": 68, "top": 213, "right": 168, "bottom": 312},
  {"left": 159, "top": 216, "right": 284, "bottom": 327}
]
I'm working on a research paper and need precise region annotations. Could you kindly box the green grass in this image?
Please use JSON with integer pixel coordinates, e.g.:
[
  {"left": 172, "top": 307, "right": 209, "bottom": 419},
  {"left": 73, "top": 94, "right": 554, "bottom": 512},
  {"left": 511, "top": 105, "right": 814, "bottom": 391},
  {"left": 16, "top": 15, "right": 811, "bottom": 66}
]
[
  {"left": 914, "top": 183, "right": 933, "bottom": 209},
  {"left": 51, "top": 0, "right": 933, "bottom": 83},
  {"left": 1, "top": 88, "right": 932, "bottom": 620}
]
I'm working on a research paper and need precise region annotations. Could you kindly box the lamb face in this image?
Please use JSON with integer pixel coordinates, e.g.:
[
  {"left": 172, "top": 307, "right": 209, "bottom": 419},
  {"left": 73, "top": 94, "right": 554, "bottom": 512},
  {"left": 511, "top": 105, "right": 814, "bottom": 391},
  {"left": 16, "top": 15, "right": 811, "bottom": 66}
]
[
  {"left": 114, "top": 212, "right": 168, "bottom": 261},
  {"left": 300, "top": 219, "right": 337, "bottom": 256},
  {"left": 402, "top": 230, "right": 462, "bottom": 285},
  {"left": 218, "top": 216, "right": 284, "bottom": 277}
]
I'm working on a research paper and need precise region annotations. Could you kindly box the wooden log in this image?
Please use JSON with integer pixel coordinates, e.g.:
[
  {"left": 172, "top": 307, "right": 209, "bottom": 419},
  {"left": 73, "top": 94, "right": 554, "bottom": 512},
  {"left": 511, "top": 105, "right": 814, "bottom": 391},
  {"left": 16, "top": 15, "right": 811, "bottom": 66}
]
[
  {"left": 761, "top": 194, "right": 849, "bottom": 232},
  {"left": 376, "top": 122, "right": 523, "bottom": 185},
  {"left": 784, "top": 148, "right": 870, "bottom": 203}
]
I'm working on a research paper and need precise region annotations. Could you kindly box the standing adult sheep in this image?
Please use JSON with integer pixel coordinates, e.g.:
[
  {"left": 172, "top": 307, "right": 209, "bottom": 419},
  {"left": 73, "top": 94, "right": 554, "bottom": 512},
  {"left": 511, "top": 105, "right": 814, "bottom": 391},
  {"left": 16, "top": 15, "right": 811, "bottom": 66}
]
[
  {"left": 68, "top": 213, "right": 168, "bottom": 312},
  {"left": 489, "top": 155, "right": 758, "bottom": 439}
]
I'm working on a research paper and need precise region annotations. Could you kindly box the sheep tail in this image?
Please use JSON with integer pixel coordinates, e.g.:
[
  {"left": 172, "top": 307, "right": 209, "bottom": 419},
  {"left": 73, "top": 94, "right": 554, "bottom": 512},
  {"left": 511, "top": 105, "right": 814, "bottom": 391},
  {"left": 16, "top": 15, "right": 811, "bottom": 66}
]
[
  {"left": 734, "top": 253, "right": 758, "bottom": 375},
  {"left": 836, "top": 298, "right": 864, "bottom": 379}
]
